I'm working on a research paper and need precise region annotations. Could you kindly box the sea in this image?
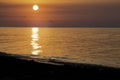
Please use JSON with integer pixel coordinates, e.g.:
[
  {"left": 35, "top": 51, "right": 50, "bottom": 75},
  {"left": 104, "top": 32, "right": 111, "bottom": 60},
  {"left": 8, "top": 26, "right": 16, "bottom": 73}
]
[{"left": 0, "top": 27, "right": 120, "bottom": 68}]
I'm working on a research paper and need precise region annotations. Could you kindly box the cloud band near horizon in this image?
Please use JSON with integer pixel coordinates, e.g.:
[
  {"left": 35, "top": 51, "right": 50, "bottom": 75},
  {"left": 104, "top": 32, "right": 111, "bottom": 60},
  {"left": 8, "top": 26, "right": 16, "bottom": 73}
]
[{"left": 0, "top": 3, "right": 120, "bottom": 27}]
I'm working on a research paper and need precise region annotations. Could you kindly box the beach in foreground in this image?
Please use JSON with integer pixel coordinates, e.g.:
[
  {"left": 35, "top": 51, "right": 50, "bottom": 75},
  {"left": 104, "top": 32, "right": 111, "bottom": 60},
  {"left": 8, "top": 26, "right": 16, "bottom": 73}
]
[{"left": 0, "top": 52, "right": 120, "bottom": 80}]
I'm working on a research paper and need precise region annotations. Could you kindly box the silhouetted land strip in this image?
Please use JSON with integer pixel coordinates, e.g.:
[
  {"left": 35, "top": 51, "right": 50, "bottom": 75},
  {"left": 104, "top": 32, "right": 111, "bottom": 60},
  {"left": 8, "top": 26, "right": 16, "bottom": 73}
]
[{"left": 0, "top": 52, "right": 120, "bottom": 80}]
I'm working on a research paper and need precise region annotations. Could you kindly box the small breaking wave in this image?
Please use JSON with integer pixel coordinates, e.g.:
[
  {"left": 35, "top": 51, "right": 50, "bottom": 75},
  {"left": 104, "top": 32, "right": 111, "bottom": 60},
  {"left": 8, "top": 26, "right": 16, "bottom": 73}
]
[{"left": 0, "top": 51, "right": 120, "bottom": 70}]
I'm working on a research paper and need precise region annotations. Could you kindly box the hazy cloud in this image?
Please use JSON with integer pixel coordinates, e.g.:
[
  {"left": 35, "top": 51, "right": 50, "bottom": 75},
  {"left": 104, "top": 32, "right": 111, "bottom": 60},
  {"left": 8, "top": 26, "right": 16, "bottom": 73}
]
[{"left": 0, "top": 3, "right": 120, "bottom": 27}]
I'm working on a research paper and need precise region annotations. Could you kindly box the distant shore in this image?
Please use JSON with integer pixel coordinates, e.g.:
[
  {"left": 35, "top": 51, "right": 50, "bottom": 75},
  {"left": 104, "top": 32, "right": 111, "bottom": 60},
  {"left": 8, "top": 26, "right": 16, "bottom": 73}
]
[{"left": 0, "top": 52, "right": 120, "bottom": 80}]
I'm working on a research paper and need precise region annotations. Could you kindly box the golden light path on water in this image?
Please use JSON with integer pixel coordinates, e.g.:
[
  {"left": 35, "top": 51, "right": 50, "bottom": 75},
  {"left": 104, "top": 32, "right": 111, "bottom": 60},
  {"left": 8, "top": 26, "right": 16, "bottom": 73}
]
[{"left": 31, "top": 27, "right": 42, "bottom": 55}]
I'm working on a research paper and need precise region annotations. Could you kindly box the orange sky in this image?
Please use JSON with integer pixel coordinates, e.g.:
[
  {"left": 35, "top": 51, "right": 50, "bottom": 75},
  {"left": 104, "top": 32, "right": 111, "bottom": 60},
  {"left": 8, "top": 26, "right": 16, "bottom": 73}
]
[
  {"left": 0, "top": 0, "right": 120, "bottom": 27},
  {"left": 0, "top": 0, "right": 120, "bottom": 4}
]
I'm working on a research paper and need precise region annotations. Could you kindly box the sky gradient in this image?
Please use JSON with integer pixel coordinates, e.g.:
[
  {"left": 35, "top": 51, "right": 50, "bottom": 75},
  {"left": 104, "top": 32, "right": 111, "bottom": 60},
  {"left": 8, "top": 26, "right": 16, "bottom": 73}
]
[
  {"left": 0, "top": 0, "right": 120, "bottom": 27},
  {"left": 0, "top": 0, "right": 120, "bottom": 4}
]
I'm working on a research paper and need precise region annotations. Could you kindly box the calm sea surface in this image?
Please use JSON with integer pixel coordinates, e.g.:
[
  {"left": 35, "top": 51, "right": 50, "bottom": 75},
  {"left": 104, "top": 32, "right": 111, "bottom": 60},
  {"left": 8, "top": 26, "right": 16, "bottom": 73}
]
[{"left": 0, "top": 27, "right": 120, "bottom": 67}]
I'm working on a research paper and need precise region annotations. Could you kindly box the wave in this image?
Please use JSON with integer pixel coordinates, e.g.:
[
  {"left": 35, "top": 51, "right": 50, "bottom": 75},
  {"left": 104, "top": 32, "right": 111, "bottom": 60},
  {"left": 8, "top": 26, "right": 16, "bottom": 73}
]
[{"left": 0, "top": 51, "right": 120, "bottom": 70}]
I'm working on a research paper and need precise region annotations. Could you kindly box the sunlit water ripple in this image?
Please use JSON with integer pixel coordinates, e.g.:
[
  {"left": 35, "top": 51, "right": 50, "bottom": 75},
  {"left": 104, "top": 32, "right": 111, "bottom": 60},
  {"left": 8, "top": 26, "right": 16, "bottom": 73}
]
[{"left": 0, "top": 27, "right": 120, "bottom": 67}]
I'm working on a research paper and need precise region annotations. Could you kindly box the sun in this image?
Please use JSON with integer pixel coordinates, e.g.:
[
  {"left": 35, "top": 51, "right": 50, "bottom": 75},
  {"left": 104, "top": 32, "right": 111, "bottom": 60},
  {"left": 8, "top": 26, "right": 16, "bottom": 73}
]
[{"left": 33, "top": 5, "right": 39, "bottom": 11}]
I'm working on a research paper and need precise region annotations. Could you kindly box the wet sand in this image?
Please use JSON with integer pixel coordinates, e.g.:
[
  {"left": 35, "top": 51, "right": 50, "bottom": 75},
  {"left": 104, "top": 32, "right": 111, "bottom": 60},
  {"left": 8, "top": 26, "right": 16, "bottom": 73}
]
[{"left": 0, "top": 52, "right": 120, "bottom": 80}]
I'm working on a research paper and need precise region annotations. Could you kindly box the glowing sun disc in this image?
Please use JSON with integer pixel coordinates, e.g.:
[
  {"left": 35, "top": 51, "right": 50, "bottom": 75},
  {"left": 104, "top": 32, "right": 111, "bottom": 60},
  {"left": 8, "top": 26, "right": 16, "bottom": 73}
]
[{"left": 33, "top": 5, "right": 39, "bottom": 11}]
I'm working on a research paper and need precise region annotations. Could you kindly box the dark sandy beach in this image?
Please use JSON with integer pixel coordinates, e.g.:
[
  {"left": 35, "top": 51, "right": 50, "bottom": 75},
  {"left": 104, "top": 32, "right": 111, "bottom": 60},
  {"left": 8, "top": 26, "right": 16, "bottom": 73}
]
[{"left": 0, "top": 52, "right": 120, "bottom": 80}]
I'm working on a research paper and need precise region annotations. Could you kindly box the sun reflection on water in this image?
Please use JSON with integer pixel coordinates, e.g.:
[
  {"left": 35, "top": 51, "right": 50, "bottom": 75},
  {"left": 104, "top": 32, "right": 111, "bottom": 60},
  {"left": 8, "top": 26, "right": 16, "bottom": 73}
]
[{"left": 31, "top": 27, "right": 42, "bottom": 55}]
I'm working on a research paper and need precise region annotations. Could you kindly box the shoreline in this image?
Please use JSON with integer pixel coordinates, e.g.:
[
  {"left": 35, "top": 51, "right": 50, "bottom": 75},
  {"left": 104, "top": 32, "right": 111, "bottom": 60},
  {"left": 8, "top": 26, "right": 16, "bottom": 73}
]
[
  {"left": 1, "top": 52, "right": 120, "bottom": 69},
  {"left": 0, "top": 52, "right": 120, "bottom": 80}
]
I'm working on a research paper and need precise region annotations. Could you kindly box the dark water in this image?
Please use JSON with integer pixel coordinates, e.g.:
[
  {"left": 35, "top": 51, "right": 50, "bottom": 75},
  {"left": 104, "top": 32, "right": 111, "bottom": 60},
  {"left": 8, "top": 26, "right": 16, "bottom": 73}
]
[{"left": 0, "top": 27, "right": 120, "bottom": 67}]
